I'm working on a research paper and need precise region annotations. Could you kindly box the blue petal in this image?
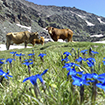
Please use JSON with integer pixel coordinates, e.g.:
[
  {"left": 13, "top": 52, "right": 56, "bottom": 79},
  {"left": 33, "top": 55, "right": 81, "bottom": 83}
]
[
  {"left": 72, "top": 75, "right": 81, "bottom": 81},
  {"left": 38, "top": 53, "right": 46, "bottom": 57},
  {"left": 38, "top": 75, "right": 44, "bottom": 83},
  {"left": 8, "top": 75, "right": 13, "bottom": 78},
  {"left": 76, "top": 71, "right": 84, "bottom": 75},
  {"left": 91, "top": 73, "right": 99, "bottom": 79},
  {"left": 28, "top": 53, "right": 35, "bottom": 56},
  {"left": 0, "top": 58, "right": 5, "bottom": 61},
  {"left": 99, "top": 73, "right": 105, "bottom": 77},
  {"left": 63, "top": 52, "right": 71, "bottom": 56},
  {"left": 0, "top": 69, "right": 4, "bottom": 75},
  {"left": 75, "top": 57, "right": 82, "bottom": 62},
  {"left": 103, "top": 61, "right": 105, "bottom": 65},
  {"left": 81, "top": 50, "right": 88, "bottom": 53},
  {"left": 30, "top": 75, "right": 37, "bottom": 85},
  {"left": 23, "top": 77, "right": 30, "bottom": 82},
  {"left": 10, "top": 52, "right": 17, "bottom": 54},
  {"left": 91, "top": 51, "right": 99, "bottom": 54},
  {"left": 72, "top": 80, "right": 81, "bottom": 86},
  {"left": 4, "top": 76, "right": 8, "bottom": 79},
  {"left": 41, "top": 69, "right": 48, "bottom": 76}
]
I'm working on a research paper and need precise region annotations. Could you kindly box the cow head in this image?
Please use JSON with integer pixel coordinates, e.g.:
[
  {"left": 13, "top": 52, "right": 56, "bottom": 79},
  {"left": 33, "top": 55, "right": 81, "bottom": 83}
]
[
  {"left": 30, "top": 32, "right": 39, "bottom": 41},
  {"left": 46, "top": 27, "right": 54, "bottom": 35}
]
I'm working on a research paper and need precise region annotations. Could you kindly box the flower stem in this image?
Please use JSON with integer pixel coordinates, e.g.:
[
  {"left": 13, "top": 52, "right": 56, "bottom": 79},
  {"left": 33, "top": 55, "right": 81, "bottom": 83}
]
[
  {"left": 91, "top": 80, "right": 97, "bottom": 105},
  {"left": 80, "top": 85, "right": 84, "bottom": 105}
]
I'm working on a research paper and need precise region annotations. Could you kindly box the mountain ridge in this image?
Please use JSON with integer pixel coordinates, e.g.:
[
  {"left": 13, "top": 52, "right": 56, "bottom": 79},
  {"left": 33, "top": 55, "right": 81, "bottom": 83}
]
[{"left": 0, "top": 0, "right": 105, "bottom": 42}]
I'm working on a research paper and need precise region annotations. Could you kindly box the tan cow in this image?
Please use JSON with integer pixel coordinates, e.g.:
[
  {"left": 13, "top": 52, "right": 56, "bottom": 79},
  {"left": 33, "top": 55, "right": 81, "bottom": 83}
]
[
  {"left": 46, "top": 27, "right": 73, "bottom": 42},
  {"left": 31, "top": 37, "right": 44, "bottom": 46},
  {"left": 6, "top": 31, "right": 39, "bottom": 50}
]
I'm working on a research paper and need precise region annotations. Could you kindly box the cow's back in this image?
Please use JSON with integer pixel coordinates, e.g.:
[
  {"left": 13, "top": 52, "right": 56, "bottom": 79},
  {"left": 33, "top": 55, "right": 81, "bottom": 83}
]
[{"left": 6, "top": 31, "right": 30, "bottom": 44}]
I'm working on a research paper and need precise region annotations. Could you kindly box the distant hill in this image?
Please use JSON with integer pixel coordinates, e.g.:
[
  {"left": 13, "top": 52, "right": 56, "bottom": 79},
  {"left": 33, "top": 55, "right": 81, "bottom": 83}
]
[{"left": 0, "top": 0, "right": 105, "bottom": 42}]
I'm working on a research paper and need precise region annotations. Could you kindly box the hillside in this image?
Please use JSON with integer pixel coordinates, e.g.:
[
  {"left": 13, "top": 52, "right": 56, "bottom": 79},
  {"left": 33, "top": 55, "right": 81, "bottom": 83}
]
[{"left": 0, "top": 0, "right": 105, "bottom": 42}]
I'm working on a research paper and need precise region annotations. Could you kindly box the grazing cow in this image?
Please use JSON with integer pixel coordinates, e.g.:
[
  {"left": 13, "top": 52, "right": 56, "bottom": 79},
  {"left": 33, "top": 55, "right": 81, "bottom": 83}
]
[
  {"left": 6, "top": 31, "right": 39, "bottom": 50},
  {"left": 46, "top": 27, "right": 73, "bottom": 42},
  {"left": 31, "top": 37, "right": 44, "bottom": 46}
]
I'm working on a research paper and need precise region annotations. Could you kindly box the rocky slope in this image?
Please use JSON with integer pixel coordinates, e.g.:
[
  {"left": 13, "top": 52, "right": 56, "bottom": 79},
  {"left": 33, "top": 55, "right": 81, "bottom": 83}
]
[{"left": 0, "top": 0, "right": 105, "bottom": 42}]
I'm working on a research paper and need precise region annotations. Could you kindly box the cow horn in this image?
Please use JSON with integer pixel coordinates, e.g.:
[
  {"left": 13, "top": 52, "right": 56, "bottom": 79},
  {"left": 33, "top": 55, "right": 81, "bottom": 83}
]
[
  {"left": 45, "top": 26, "right": 48, "bottom": 30},
  {"left": 49, "top": 30, "right": 52, "bottom": 34}
]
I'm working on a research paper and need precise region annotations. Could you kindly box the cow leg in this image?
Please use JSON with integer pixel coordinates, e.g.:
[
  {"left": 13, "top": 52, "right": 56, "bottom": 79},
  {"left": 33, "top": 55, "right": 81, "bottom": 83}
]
[
  {"left": 53, "top": 36, "right": 59, "bottom": 41},
  {"left": 68, "top": 35, "right": 72, "bottom": 42},
  {"left": 33, "top": 41, "right": 35, "bottom": 46},
  {"left": 6, "top": 42, "right": 10, "bottom": 50},
  {"left": 24, "top": 42, "right": 27, "bottom": 48}
]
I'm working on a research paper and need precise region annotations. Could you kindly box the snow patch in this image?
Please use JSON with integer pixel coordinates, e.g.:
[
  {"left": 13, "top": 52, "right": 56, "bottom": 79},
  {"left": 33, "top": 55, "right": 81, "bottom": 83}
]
[
  {"left": 70, "top": 11, "right": 95, "bottom": 26},
  {"left": 90, "top": 34, "right": 103, "bottom": 38},
  {"left": 42, "top": 28, "right": 47, "bottom": 32},
  {"left": 46, "top": 15, "right": 52, "bottom": 17},
  {"left": 94, "top": 41, "right": 105, "bottom": 43},
  {"left": 0, "top": 44, "right": 32, "bottom": 51},
  {"left": 77, "top": 14, "right": 86, "bottom": 19},
  {"left": 16, "top": 24, "right": 31, "bottom": 32},
  {"left": 97, "top": 18, "right": 105, "bottom": 24},
  {"left": 85, "top": 20, "right": 95, "bottom": 26}
]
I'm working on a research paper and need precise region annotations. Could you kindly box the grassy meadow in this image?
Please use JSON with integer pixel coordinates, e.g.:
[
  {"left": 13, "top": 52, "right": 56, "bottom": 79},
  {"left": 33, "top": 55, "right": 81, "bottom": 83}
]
[{"left": 0, "top": 42, "right": 105, "bottom": 105}]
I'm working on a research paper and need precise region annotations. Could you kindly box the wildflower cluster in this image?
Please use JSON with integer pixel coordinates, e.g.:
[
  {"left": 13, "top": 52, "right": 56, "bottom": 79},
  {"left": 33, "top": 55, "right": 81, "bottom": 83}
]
[
  {"left": 0, "top": 47, "right": 105, "bottom": 104},
  {"left": 62, "top": 49, "right": 104, "bottom": 104}
]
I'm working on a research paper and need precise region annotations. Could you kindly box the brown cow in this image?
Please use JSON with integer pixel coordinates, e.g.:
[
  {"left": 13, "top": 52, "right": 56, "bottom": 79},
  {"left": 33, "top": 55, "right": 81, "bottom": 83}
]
[
  {"left": 46, "top": 27, "right": 73, "bottom": 42},
  {"left": 6, "top": 31, "right": 39, "bottom": 50},
  {"left": 31, "top": 37, "right": 44, "bottom": 46}
]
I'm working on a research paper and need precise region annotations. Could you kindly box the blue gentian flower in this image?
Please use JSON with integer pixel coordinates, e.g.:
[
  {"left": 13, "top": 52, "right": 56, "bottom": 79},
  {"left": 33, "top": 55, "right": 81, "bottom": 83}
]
[
  {"left": 67, "top": 68, "right": 83, "bottom": 77},
  {"left": 61, "top": 57, "right": 70, "bottom": 62},
  {"left": 23, "top": 61, "right": 33, "bottom": 66},
  {"left": 23, "top": 61, "right": 33, "bottom": 76},
  {"left": 86, "top": 58, "right": 95, "bottom": 68},
  {"left": 0, "top": 69, "right": 13, "bottom": 79},
  {"left": 23, "top": 69, "right": 48, "bottom": 85},
  {"left": 23, "top": 75, "right": 39, "bottom": 85},
  {"left": 76, "top": 57, "right": 86, "bottom": 62},
  {"left": 38, "top": 53, "right": 46, "bottom": 58},
  {"left": 81, "top": 50, "right": 88, "bottom": 55},
  {"left": 28, "top": 53, "right": 35, "bottom": 56},
  {"left": 6, "top": 58, "right": 15, "bottom": 64},
  {"left": 10, "top": 51, "right": 17, "bottom": 55},
  {"left": 16, "top": 53, "right": 25, "bottom": 62},
  {"left": 63, "top": 51, "right": 71, "bottom": 56},
  {"left": 24, "top": 59, "right": 33, "bottom": 62},
  {"left": 63, "top": 62, "right": 80, "bottom": 69},
  {"left": 10, "top": 52, "right": 17, "bottom": 59},
  {"left": 87, "top": 61, "right": 94, "bottom": 67},
  {"left": 72, "top": 73, "right": 93, "bottom": 86},
  {"left": 91, "top": 51, "right": 99, "bottom": 54},
  {"left": 16, "top": 53, "right": 25, "bottom": 57},
  {"left": 86, "top": 58, "right": 96, "bottom": 62},
  {"left": 72, "top": 75, "right": 90, "bottom": 86}
]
